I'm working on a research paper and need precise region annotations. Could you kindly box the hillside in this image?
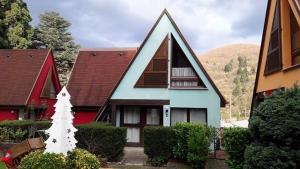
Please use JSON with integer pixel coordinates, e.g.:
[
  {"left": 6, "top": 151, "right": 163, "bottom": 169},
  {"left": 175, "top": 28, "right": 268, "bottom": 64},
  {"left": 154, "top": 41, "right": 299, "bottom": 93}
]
[{"left": 198, "top": 44, "right": 260, "bottom": 121}]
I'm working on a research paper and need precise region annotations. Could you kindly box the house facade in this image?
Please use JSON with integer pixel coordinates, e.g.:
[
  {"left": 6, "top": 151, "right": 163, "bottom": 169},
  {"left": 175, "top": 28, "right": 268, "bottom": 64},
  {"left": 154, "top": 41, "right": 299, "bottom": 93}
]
[
  {"left": 0, "top": 49, "right": 61, "bottom": 121},
  {"left": 252, "top": 0, "right": 300, "bottom": 110},
  {"left": 67, "top": 48, "right": 137, "bottom": 125},
  {"left": 95, "top": 10, "right": 226, "bottom": 145}
]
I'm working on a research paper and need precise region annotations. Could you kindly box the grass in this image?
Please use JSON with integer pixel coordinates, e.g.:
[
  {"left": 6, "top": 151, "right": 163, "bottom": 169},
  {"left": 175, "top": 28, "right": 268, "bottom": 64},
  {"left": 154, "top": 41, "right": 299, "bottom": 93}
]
[{"left": 0, "top": 162, "right": 7, "bottom": 169}]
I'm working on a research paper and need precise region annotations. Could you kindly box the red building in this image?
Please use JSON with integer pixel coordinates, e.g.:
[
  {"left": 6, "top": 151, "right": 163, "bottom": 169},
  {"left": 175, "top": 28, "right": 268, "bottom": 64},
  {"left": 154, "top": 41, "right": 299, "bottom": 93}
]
[
  {"left": 0, "top": 49, "right": 61, "bottom": 121},
  {"left": 67, "top": 48, "right": 137, "bottom": 125}
]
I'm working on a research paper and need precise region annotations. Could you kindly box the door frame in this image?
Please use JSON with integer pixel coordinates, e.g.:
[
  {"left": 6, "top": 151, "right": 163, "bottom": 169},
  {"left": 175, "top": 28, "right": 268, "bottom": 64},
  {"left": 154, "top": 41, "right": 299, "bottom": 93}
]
[{"left": 120, "top": 105, "right": 163, "bottom": 146}]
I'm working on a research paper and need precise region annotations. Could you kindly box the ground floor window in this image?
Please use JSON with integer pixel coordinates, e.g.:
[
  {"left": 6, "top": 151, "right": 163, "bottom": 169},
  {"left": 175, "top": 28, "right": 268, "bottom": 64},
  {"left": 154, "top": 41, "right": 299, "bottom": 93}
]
[{"left": 171, "top": 108, "right": 207, "bottom": 126}]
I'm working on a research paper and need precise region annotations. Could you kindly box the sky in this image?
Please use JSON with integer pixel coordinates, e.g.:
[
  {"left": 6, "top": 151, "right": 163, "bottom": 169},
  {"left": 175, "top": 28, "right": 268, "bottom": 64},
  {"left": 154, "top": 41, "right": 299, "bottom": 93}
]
[{"left": 24, "top": 0, "right": 268, "bottom": 53}]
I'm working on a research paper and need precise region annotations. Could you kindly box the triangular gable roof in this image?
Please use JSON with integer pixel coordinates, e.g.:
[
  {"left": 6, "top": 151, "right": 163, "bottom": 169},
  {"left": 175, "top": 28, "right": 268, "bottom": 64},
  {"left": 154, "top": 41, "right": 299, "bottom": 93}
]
[
  {"left": 95, "top": 9, "right": 227, "bottom": 120},
  {"left": 0, "top": 49, "right": 56, "bottom": 106},
  {"left": 67, "top": 48, "right": 137, "bottom": 107},
  {"left": 251, "top": 0, "right": 300, "bottom": 112}
]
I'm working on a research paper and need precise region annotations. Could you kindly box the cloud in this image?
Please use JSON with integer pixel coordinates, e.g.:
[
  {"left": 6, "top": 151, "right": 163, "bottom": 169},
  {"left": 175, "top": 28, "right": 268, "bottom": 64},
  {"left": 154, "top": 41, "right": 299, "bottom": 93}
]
[{"left": 24, "top": 0, "right": 268, "bottom": 53}]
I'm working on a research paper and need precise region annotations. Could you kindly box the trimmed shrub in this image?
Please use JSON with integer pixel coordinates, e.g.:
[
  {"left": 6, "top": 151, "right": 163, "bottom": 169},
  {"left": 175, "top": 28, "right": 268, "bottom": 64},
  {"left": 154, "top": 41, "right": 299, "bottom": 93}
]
[
  {"left": 246, "top": 87, "right": 300, "bottom": 168},
  {"left": 66, "top": 148, "right": 100, "bottom": 169},
  {"left": 0, "top": 120, "right": 50, "bottom": 141},
  {"left": 76, "top": 123, "right": 126, "bottom": 161},
  {"left": 143, "top": 126, "right": 176, "bottom": 166},
  {"left": 187, "top": 124, "right": 209, "bottom": 169},
  {"left": 0, "top": 120, "right": 51, "bottom": 130},
  {"left": 172, "top": 122, "right": 195, "bottom": 160},
  {"left": 18, "top": 150, "right": 67, "bottom": 169},
  {"left": 223, "top": 127, "right": 250, "bottom": 169}
]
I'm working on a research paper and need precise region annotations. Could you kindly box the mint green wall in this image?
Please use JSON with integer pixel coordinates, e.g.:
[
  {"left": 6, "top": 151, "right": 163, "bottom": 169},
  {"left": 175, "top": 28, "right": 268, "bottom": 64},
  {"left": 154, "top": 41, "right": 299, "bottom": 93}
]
[{"left": 111, "top": 14, "right": 221, "bottom": 127}]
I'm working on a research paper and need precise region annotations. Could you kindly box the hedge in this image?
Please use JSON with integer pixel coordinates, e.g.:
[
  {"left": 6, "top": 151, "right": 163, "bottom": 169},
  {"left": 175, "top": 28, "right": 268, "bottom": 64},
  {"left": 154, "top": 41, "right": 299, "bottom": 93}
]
[
  {"left": 0, "top": 120, "right": 51, "bottom": 131},
  {"left": 246, "top": 87, "right": 300, "bottom": 169},
  {"left": 143, "top": 126, "right": 176, "bottom": 166},
  {"left": 75, "top": 123, "right": 127, "bottom": 161},
  {"left": 187, "top": 124, "right": 210, "bottom": 169},
  {"left": 223, "top": 127, "right": 250, "bottom": 169},
  {"left": 143, "top": 123, "right": 211, "bottom": 168},
  {"left": 0, "top": 120, "right": 51, "bottom": 141}
]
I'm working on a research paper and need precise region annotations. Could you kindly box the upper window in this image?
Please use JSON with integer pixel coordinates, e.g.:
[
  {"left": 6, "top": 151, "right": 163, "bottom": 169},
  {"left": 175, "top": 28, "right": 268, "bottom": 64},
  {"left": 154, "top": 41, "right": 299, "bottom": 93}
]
[
  {"left": 265, "top": 1, "right": 282, "bottom": 74},
  {"left": 40, "top": 69, "right": 56, "bottom": 99},
  {"left": 171, "top": 35, "right": 206, "bottom": 88},
  {"left": 290, "top": 7, "right": 300, "bottom": 65}
]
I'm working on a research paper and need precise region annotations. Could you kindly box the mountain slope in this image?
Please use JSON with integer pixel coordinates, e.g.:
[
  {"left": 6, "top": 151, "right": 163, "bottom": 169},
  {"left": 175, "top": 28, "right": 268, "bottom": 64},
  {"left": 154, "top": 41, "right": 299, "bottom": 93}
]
[{"left": 198, "top": 44, "right": 260, "bottom": 121}]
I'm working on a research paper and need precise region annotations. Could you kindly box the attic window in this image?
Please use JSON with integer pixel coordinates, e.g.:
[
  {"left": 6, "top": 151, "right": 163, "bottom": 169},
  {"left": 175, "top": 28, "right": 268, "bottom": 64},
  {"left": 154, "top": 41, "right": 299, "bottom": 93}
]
[
  {"left": 41, "top": 69, "right": 56, "bottom": 99},
  {"left": 290, "top": 7, "right": 300, "bottom": 65},
  {"left": 170, "top": 35, "right": 206, "bottom": 88},
  {"left": 265, "top": 0, "right": 282, "bottom": 75}
]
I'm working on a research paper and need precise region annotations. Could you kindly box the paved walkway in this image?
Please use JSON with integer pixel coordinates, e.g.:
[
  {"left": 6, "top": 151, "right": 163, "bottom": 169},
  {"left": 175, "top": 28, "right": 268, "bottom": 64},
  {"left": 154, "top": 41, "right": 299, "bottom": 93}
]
[
  {"left": 108, "top": 147, "right": 228, "bottom": 169},
  {"left": 122, "top": 147, "right": 148, "bottom": 166}
]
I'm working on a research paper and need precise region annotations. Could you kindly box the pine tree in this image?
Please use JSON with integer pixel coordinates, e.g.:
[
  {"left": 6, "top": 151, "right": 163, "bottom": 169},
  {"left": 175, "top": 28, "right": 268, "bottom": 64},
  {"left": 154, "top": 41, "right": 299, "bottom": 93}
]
[
  {"left": 0, "top": 0, "right": 33, "bottom": 48},
  {"left": 33, "top": 11, "right": 79, "bottom": 85},
  {"left": 44, "top": 87, "right": 77, "bottom": 155}
]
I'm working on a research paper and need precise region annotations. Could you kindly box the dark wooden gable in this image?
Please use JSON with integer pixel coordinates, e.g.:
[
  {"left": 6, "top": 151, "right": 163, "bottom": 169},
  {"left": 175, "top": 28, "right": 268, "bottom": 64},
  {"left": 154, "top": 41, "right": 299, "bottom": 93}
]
[
  {"left": 135, "top": 36, "right": 168, "bottom": 88},
  {"left": 40, "top": 68, "right": 56, "bottom": 99},
  {"left": 265, "top": 0, "right": 282, "bottom": 74},
  {"left": 170, "top": 35, "right": 206, "bottom": 88}
]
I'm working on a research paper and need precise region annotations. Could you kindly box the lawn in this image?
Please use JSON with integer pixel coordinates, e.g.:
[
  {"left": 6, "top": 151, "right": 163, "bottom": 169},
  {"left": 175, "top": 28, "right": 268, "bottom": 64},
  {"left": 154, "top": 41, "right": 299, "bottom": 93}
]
[{"left": 0, "top": 162, "right": 7, "bottom": 169}]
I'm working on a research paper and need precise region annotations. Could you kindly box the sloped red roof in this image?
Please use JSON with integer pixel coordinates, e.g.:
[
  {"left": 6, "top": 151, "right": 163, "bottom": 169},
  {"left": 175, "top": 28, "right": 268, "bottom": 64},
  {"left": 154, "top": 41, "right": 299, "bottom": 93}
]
[
  {"left": 0, "top": 49, "right": 50, "bottom": 106},
  {"left": 67, "top": 48, "right": 137, "bottom": 107}
]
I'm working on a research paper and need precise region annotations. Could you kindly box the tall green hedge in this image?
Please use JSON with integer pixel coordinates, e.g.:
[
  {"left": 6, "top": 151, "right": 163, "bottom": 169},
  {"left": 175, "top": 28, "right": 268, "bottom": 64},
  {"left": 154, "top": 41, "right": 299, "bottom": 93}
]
[
  {"left": 143, "top": 123, "right": 211, "bottom": 169},
  {"left": 245, "top": 87, "right": 300, "bottom": 169},
  {"left": 0, "top": 120, "right": 51, "bottom": 141},
  {"left": 144, "top": 126, "right": 176, "bottom": 166},
  {"left": 223, "top": 127, "right": 250, "bottom": 169},
  {"left": 75, "top": 123, "right": 127, "bottom": 162}
]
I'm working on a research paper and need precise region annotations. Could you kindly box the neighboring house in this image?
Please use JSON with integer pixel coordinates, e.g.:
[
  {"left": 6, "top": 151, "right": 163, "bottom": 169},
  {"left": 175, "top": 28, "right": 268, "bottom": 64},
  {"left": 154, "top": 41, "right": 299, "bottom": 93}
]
[
  {"left": 67, "top": 48, "right": 137, "bottom": 125},
  {"left": 0, "top": 49, "right": 61, "bottom": 121},
  {"left": 251, "top": 0, "right": 300, "bottom": 111},
  {"left": 93, "top": 9, "right": 226, "bottom": 146}
]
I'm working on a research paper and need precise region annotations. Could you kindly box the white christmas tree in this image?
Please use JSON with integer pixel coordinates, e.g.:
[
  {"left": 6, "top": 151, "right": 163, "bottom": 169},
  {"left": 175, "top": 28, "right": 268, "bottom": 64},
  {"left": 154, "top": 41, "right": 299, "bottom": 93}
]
[{"left": 44, "top": 86, "right": 77, "bottom": 155}]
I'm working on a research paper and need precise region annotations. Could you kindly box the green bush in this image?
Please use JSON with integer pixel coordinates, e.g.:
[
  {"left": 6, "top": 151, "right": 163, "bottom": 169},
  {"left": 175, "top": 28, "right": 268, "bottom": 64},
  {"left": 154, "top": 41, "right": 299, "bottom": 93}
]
[
  {"left": 143, "top": 126, "right": 176, "bottom": 166},
  {"left": 0, "top": 127, "right": 27, "bottom": 142},
  {"left": 223, "top": 127, "right": 250, "bottom": 169},
  {"left": 76, "top": 123, "right": 126, "bottom": 161},
  {"left": 0, "top": 120, "right": 50, "bottom": 141},
  {"left": 66, "top": 148, "right": 100, "bottom": 169},
  {"left": 172, "top": 122, "right": 195, "bottom": 160},
  {"left": 187, "top": 124, "right": 209, "bottom": 169},
  {"left": 18, "top": 150, "right": 67, "bottom": 169},
  {"left": 244, "top": 144, "right": 297, "bottom": 169},
  {"left": 246, "top": 87, "right": 300, "bottom": 168}
]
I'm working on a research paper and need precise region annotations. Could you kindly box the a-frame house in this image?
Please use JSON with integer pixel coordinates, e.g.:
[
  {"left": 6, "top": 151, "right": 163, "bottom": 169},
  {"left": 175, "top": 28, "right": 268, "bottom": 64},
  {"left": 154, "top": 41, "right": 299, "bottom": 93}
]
[
  {"left": 94, "top": 9, "right": 226, "bottom": 145},
  {"left": 252, "top": 0, "right": 300, "bottom": 111},
  {"left": 0, "top": 49, "right": 61, "bottom": 121}
]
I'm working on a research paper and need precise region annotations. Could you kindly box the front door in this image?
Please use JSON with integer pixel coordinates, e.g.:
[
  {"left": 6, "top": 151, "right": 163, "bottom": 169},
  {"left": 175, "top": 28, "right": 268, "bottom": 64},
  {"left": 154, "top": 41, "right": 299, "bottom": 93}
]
[{"left": 121, "top": 106, "right": 163, "bottom": 146}]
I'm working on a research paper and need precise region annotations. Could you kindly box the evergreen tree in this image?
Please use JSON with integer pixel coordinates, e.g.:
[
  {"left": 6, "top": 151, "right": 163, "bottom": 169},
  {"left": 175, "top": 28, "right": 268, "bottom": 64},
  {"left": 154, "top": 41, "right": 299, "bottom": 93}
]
[
  {"left": 224, "top": 59, "right": 233, "bottom": 73},
  {"left": 0, "top": 0, "right": 33, "bottom": 49},
  {"left": 33, "top": 11, "right": 79, "bottom": 85}
]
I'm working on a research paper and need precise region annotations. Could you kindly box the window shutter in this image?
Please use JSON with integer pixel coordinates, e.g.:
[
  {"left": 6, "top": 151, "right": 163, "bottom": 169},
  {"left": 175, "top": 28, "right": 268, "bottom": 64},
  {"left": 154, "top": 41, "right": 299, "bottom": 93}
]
[
  {"left": 135, "top": 36, "right": 168, "bottom": 88},
  {"left": 265, "top": 1, "right": 282, "bottom": 74}
]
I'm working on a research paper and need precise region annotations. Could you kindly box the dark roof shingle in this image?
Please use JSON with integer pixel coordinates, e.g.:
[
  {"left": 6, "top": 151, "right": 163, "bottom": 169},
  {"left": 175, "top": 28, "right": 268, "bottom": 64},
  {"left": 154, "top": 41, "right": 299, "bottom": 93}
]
[
  {"left": 0, "top": 49, "right": 50, "bottom": 106},
  {"left": 67, "top": 48, "right": 137, "bottom": 107}
]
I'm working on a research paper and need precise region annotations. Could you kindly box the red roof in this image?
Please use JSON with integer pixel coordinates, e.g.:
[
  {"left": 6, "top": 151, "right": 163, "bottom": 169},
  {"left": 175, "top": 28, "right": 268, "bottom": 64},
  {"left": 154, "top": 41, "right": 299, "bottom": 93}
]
[
  {"left": 67, "top": 48, "right": 137, "bottom": 107},
  {"left": 0, "top": 49, "right": 50, "bottom": 106}
]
